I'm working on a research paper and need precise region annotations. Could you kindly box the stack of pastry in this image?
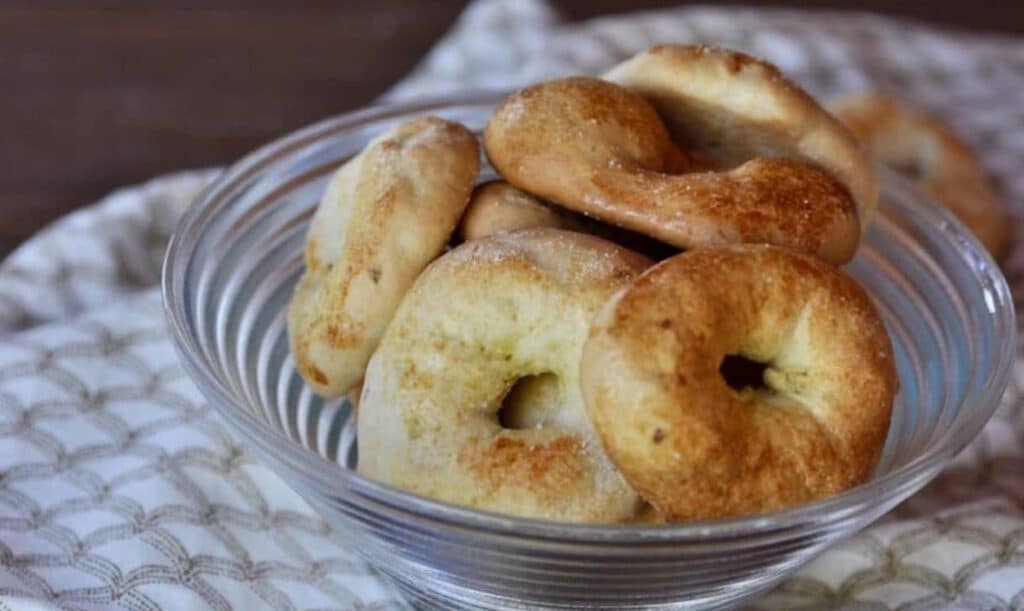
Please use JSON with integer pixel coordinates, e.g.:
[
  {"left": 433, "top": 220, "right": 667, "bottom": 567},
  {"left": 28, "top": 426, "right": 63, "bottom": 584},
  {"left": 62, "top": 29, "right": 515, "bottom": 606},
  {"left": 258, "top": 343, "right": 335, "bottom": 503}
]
[{"left": 287, "top": 44, "right": 998, "bottom": 524}]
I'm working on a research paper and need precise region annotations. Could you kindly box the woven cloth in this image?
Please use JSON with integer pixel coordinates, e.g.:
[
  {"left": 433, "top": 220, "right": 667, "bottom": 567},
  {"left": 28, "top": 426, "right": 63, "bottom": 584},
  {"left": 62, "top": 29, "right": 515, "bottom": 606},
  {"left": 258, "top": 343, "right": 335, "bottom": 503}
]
[{"left": 1, "top": 1, "right": 1022, "bottom": 609}]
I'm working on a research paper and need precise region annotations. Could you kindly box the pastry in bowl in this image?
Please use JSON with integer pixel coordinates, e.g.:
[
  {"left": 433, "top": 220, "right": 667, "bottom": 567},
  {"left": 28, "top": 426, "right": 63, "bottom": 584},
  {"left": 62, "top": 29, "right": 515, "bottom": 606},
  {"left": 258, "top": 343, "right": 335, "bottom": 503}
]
[
  {"left": 164, "top": 50, "right": 1013, "bottom": 608},
  {"left": 292, "top": 45, "right": 899, "bottom": 524},
  {"left": 358, "top": 229, "right": 650, "bottom": 523},
  {"left": 829, "top": 92, "right": 1009, "bottom": 256}
]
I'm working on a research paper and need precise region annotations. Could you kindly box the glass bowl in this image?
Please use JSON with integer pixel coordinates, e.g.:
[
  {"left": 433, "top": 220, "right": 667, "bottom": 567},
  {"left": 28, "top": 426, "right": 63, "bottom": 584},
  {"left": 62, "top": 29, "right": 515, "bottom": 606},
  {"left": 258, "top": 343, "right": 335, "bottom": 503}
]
[{"left": 162, "top": 93, "right": 1015, "bottom": 610}]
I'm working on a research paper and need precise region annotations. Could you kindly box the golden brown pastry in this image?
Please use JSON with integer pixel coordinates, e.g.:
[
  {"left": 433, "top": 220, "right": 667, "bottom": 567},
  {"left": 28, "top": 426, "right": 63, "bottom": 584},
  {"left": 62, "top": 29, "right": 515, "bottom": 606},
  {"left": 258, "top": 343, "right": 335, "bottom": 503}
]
[
  {"left": 604, "top": 45, "right": 878, "bottom": 227},
  {"left": 458, "top": 180, "right": 677, "bottom": 259},
  {"left": 581, "top": 244, "right": 897, "bottom": 521},
  {"left": 292, "top": 45, "right": 905, "bottom": 526},
  {"left": 484, "top": 76, "right": 861, "bottom": 264},
  {"left": 458, "top": 180, "right": 578, "bottom": 241},
  {"left": 829, "top": 92, "right": 1008, "bottom": 256}
]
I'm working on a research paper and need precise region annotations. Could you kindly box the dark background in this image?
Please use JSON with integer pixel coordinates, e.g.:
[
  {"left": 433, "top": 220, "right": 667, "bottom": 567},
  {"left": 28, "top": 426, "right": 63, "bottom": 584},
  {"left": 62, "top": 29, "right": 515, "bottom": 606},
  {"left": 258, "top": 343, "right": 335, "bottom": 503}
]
[{"left": 3, "top": 1, "right": 1022, "bottom": 256}]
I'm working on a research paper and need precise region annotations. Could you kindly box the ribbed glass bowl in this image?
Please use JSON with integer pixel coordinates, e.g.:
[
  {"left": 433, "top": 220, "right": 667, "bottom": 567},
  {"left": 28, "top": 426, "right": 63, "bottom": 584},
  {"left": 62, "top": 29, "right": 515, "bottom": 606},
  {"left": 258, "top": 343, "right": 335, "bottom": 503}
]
[{"left": 162, "top": 93, "right": 1015, "bottom": 610}]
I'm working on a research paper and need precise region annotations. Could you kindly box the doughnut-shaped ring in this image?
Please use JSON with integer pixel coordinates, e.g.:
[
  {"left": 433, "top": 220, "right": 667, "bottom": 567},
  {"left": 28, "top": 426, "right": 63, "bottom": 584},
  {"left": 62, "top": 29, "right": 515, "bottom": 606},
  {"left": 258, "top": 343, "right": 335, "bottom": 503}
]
[
  {"left": 605, "top": 45, "right": 877, "bottom": 226},
  {"left": 485, "top": 76, "right": 862, "bottom": 264},
  {"left": 357, "top": 228, "right": 651, "bottom": 523},
  {"left": 581, "top": 244, "right": 897, "bottom": 521},
  {"left": 829, "top": 92, "right": 1008, "bottom": 256},
  {"left": 288, "top": 117, "right": 479, "bottom": 397}
]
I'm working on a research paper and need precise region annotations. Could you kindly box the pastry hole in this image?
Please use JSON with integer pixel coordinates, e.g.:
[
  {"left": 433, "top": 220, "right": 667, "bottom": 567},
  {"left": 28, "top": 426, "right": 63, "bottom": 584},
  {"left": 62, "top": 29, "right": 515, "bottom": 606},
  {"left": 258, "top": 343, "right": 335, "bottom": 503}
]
[
  {"left": 497, "top": 373, "right": 559, "bottom": 429},
  {"left": 890, "top": 159, "right": 926, "bottom": 180},
  {"left": 719, "top": 355, "right": 767, "bottom": 391}
]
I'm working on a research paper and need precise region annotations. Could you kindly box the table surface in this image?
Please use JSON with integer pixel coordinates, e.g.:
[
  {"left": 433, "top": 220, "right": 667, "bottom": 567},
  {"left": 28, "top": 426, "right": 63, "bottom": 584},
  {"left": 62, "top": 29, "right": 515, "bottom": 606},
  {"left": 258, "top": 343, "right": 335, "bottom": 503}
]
[{"left": 3, "top": 0, "right": 1022, "bottom": 257}]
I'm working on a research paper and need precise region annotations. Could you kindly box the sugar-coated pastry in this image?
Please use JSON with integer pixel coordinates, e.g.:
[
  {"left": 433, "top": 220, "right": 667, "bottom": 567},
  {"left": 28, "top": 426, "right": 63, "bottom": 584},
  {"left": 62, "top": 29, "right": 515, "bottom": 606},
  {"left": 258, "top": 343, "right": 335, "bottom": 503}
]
[
  {"left": 358, "top": 229, "right": 651, "bottom": 523},
  {"left": 604, "top": 45, "right": 877, "bottom": 227},
  {"left": 581, "top": 244, "right": 897, "bottom": 521},
  {"left": 289, "top": 117, "right": 479, "bottom": 397},
  {"left": 485, "top": 76, "right": 861, "bottom": 264},
  {"left": 829, "top": 92, "right": 1008, "bottom": 256}
]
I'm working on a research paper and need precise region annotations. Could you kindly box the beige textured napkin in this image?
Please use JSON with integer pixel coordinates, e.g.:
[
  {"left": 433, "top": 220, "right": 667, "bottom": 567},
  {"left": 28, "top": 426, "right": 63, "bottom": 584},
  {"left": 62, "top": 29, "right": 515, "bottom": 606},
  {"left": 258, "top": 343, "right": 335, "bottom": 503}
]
[{"left": 0, "top": 1, "right": 1021, "bottom": 609}]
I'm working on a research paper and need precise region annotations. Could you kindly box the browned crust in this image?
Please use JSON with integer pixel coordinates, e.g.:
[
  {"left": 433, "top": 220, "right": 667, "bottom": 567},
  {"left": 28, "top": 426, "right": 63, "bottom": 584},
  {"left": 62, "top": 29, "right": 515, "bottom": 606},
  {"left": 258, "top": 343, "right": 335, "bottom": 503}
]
[
  {"left": 458, "top": 180, "right": 679, "bottom": 260},
  {"left": 484, "top": 76, "right": 860, "bottom": 264},
  {"left": 581, "top": 244, "right": 898, "bottom": 521},
  {"left": 458, "top": 180, "right": 577, "bottom": 241},
  {"left": 356, "top": 229, "right": 652, "bottom": 523},
  {"left": 604, "top": 45, "right": 878, "bottom": 227},
  {"left": 458, "top": 434, "right": 587, "bottom": 501},
  {"left": 829, "top": 92, "right": 1008, "bottom": 256}
]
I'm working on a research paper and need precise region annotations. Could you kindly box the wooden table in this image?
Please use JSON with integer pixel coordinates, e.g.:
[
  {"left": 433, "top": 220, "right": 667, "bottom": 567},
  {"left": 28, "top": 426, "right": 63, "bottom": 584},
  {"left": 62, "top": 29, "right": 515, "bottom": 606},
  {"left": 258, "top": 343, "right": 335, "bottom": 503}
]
[{"left": 2, "top": 1, "right": 1021, "bottom": 256}]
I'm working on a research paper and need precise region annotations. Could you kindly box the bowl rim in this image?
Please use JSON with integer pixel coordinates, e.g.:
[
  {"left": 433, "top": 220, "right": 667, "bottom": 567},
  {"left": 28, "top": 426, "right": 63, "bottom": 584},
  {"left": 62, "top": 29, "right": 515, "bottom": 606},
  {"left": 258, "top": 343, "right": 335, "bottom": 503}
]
[{"left": 162, "top": 91, "right": 1016, "bottom": 543}]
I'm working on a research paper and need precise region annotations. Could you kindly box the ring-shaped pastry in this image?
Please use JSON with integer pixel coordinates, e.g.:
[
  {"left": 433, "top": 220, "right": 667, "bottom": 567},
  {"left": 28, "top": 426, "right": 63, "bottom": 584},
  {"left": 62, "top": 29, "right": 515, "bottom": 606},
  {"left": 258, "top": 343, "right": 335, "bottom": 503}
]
[
  {"left": 581, "top": 244, "right": 897, "bottom": 521},
  {"left": 357, "top": 228, "right": 651, "bottom": 523}
]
